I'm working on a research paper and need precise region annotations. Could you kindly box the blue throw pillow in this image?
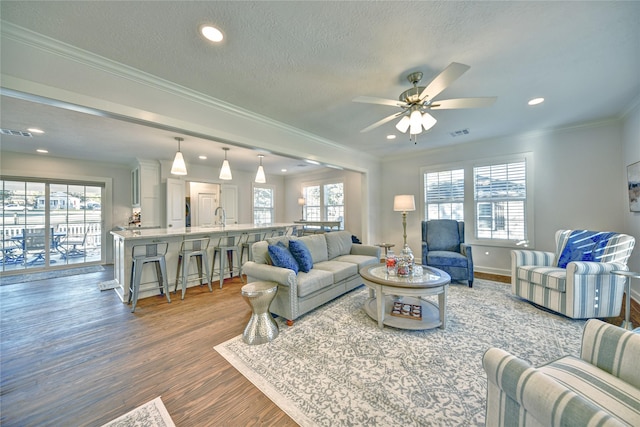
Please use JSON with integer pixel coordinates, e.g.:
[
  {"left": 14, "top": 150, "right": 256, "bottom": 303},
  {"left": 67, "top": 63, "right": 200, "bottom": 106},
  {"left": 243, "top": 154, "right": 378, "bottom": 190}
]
[
  {"left": 268, "top": 243, "right": 299, "bottom": 274},
  {"left": 289, "top": 239, "right": 313, "bottom": 273}
]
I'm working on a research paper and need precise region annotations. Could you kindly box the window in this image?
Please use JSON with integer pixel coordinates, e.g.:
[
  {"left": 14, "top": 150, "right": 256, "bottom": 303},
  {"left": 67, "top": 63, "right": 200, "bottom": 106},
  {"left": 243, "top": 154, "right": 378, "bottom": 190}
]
[
  {"left": 324, "top": 183, "right": 344, "bottom": 228},
  {"left": 303, "top": 185, "right": 320, "bottom": 221},
  {"left": 1, "top": 178, "right": 103, "bottom": 272},
  {"left": 474, "top": 160, "right": 527, "bottom": 241},
  {"left": 424, "top": 169, "right": 464, "bottom": 220},
  {"left": 253, "top": 185, "right": 274, "bottom": 225},
  {"left": 302, "top": 181, "right": 344, "bottom": 228}
]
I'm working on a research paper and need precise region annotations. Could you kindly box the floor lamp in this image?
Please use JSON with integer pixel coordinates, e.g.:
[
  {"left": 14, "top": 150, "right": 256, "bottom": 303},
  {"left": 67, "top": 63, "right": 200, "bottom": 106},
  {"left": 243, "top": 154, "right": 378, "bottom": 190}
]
[
  {"left": 393, "top": 195, "right": 416, "bottom": 247},
  {"left": 298, "top": 198, "right": 305, "bottom": 221}
]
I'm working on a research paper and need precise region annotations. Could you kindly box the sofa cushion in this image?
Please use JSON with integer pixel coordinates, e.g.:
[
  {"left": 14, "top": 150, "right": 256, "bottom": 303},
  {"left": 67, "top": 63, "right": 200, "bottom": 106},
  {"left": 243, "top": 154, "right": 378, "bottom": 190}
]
[
  {"left": 289, "top": 239, "right": 313, "bottom": 273},
  {"left": 427, "top": 251, "right": 468, "bottom": 268},
  {"left": 325, "top": 231, "right": 353, "bottom": 259},
  {"left": 539, "top": 356, "right": 640, "bottom": 426},
  {"left": 251, "top": 241, "right": 271, "bottom": 265},
  {"left": 334, "top": 254, "right": 379, "bottom": 271},
  {"left": 517, "top": 265, "right": 567, "bottom": 292},
  {"left": 313, "top": 260, "right": 358, "bottom": 283},
  {"left": 296, "top": 269, "right": 334, "bottom": 298},
  {"left": 268, "top": 243, "right": 299, "bottom": 274},
  {"left": 300, "top": 234, "right": 329, "bottom": 263}
]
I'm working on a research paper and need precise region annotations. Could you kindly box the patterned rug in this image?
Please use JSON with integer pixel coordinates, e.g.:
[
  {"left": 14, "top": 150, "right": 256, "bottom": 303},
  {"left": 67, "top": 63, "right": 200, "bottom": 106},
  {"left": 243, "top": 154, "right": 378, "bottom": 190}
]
[
  {"left": 215, "top": 279, "right": 585, "bottom": 427},
  {"left": 101, "top": 396, "right": 175, "bottom": 427},
  {"left": 0, "top": 265, "right": 105, "bottom": 286}
]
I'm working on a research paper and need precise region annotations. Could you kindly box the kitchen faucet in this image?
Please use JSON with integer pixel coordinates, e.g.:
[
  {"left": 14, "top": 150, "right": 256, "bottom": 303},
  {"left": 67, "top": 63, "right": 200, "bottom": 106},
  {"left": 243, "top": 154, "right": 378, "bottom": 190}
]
[{"left": 215, "top": 206, "right": 226, "bottom": 227}]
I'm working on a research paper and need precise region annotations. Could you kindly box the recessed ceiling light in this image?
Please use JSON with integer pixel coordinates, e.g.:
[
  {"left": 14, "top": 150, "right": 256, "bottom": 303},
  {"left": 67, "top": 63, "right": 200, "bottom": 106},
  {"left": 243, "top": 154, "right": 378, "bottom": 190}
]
[
  {"left": 198, "top": 155, "right": 207, "bottom": 160},
  {"left": 281, "top": 168, "right": 287, "bottom": 172},
  {"left": 386, "top": 135, "right": 396, "bottom": 140},
  {"left": 528, "top": 97, "right": 544, "bottom": 106},
  {"left": 36, "top": 149, "right": 48, "bottom": 153},
  {"left": 28, "top": 128, "right": 44, "bottom": 134},
  {"left": 200, "top": 25, "right": 224, "bottom": 43}
]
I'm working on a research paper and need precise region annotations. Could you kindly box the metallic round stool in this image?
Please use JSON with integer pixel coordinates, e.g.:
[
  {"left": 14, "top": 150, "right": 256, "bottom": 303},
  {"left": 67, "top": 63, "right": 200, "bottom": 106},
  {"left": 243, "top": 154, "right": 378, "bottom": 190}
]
[{"left": 241, "top": 281, "right": 279, "bottom": 345}]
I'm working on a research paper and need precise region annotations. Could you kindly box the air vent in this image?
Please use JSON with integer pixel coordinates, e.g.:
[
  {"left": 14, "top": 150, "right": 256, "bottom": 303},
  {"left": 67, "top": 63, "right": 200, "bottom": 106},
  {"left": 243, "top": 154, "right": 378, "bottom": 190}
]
[
  {"left": 450, "top": 129, "right": 470, "bottom": 137},
  {"left": 0, "top": 128, "right": 33, "bottom": 137}
]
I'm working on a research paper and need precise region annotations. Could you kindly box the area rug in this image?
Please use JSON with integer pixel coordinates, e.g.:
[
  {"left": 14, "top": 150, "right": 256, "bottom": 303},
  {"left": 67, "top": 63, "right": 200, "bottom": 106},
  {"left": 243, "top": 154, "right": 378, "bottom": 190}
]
[
  {"left": 0, "top": 265, "right": 105, "bottom": 286},
  {"left": 101, "top": 396, "right": 175, "bottom": 427},
  {"left": 215, "top": 279, "right": 585, "bottom": 427}
]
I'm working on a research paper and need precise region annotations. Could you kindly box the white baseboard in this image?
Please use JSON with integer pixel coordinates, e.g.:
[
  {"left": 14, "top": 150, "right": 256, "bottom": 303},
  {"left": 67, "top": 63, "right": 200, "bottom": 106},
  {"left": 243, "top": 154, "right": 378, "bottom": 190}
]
[{"left": 475, "top": 266, "right": 511, "bottom": 277}]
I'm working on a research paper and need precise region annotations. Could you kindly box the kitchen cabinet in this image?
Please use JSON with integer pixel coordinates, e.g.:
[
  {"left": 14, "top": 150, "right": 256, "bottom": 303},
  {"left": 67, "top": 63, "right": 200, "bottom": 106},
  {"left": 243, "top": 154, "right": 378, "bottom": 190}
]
[{"left": 131, "top": 159, "right": 161, "bottom": 227}]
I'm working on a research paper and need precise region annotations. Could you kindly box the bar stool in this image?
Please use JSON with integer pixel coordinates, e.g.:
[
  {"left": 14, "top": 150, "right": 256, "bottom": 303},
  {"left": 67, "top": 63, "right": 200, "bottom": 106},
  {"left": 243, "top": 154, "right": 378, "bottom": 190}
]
[
  {"left": 128, "top": 241, "right": 170, "bottom": 312},
  {"left": 239, "top": 232, "right": 264, "bottom": 265},
  {"left": 211, "top": 235, "right": 242, "bottom": 288},
  {"left": 174, "top": 237, "right": 212, "bottom": 300}
]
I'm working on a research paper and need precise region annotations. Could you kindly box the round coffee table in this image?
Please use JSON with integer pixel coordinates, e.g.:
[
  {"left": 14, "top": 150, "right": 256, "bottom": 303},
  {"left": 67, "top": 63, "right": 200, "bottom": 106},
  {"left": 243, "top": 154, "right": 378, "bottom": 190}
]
[{"left": 360, "top": 264, "right": 451, "bottom": 330}]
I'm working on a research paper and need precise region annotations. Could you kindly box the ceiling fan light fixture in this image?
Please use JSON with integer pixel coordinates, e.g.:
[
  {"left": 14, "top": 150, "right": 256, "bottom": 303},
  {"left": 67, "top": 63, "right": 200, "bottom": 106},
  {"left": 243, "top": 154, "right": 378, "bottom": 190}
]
[
  {"left": 409, "top": 109, "right": 423, "bottom": 135},
  {"left": 219, "top": 148, "right": 232, "bottom": 180},
  {"left": 395, "top": 116, "right": 411, "bottom": 133},
  {"left": 255, "top": 155, "right": 266, "bottom": 183},
  {"left": 171, "top": 137, "right": 187, "bottom": 175},
  {"left": 421, "top": 112, "right": 437, "bottom": 131}
]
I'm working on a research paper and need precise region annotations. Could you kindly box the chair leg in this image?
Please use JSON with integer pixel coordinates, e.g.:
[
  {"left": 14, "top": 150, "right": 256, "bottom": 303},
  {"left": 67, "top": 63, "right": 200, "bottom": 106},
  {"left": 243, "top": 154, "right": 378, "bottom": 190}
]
[
  {"left": 174, "top": 255, "right": 183, "bottom": 295},
  {"left": 219, "top": 250, "right": 226, "bottom": 289},
  {"left": 131, "top": 261, "right": 144, "bottom": 312},
  {"left": 159, "top": 258, "right": 171, "bottom": 303},
  {"left": 181, "top": 256, "right": 190, "bottom": 300},
  {"left": 200, "top": 254, "right": 212, "bottom": 292}
]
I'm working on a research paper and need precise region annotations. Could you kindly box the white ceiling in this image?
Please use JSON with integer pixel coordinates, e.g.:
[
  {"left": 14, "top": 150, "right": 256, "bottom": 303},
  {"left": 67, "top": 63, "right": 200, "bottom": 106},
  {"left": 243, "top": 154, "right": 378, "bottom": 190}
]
[{"left": 1, "top": 1, "right": 639, "bottom": 175}]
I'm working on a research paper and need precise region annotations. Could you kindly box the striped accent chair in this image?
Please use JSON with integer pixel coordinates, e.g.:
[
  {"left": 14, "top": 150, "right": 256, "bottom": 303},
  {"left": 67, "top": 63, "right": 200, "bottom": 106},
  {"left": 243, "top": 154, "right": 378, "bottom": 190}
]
[
  {"left": 483, "top": 319, "right": 640, "bottom": 427},
  {"left": 511, "top": 230, "right": 635, "bottom": 319}
]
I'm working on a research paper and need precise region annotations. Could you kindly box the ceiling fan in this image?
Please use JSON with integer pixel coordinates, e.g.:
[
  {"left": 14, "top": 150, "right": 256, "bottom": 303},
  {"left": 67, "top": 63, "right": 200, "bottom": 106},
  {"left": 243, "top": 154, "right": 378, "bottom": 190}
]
[{"left": 353, "top": 62, "right": 496, "bottom": 140}]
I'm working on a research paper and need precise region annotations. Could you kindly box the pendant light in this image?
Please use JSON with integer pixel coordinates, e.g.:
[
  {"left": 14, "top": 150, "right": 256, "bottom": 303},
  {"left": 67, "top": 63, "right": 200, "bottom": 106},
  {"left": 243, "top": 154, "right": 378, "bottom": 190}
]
[
  {"left": 219, "top": 147, "right": 232, "bottom": 180},
  {"left": 171, "top": 137, "right": 187, "bottom": 175},
  {"left": 255, "top": 155, "right": 266, "bottom": 183}
]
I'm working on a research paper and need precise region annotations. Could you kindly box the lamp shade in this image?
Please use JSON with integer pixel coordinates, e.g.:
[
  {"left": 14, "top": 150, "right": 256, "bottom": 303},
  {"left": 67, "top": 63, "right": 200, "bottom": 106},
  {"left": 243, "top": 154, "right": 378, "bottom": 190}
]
[
  {"left": 219, "top": 148, "right": 232, "bottom": 180},
  {"left": 395, "top": 115, "right": 410, "bottom": 133},
  {"left": 255, "top": 155, "right": 266, "bottom": 183},
  {"left": 409, "top": 109, "right": 422, "bottom": 135},
  {"left": 171, "top": 151, "right": 187, "bottom": 175},
  {"left": 298, "top": 197, "right": 306, "bottom": 206},
  {"left": 255, "top": 165, "right": 266, "bottom": 183},
  {"left": 170, "top": 137, "right": 187, "bottom": 175},
  {"left": 421, "top": 112, "right": 437, "bottom": 131},
  {"left": 393, "top": 195, "right": 415, "bottom": 212}
]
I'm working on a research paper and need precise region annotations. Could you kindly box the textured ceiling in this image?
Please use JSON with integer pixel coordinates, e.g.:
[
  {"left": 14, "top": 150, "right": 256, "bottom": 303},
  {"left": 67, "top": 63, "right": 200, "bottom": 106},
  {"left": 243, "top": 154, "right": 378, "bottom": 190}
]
[{"left": 0, "top": 1, "right": 639, "bottom": 171}]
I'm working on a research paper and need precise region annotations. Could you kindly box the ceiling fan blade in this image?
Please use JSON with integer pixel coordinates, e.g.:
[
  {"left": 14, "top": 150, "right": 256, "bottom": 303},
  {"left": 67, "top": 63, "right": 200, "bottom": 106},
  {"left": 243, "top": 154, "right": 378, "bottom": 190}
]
[
  {"left": 419, "top": 62, "right": 470, "bottom": 101},
  {"left": 429, "top": 97, "right": 497, "bottom": 110},
  {"left": 353, "top": 96, "right": 406, "bottom": 108},
  {"left": 360, "top": 111, "right": 405, "bottom": 133}
]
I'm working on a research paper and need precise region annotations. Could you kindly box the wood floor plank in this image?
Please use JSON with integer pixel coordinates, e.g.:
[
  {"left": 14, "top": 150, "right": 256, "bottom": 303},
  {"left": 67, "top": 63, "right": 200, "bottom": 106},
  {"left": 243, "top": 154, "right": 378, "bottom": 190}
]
[{"left": 0, "top": 268, "right": 637, "bottom": 426}]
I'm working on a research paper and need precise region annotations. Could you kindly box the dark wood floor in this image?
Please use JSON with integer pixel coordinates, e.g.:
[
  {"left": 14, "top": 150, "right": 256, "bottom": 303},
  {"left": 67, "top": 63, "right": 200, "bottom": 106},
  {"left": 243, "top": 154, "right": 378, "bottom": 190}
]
[{"left": 1, "top": 268, "right": 638, "bottom": 426}]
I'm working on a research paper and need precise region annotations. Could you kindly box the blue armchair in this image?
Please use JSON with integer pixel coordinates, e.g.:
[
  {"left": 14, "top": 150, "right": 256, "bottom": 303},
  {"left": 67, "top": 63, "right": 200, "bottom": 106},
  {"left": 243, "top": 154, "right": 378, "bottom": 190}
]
[{"left": 422, "top": 220, "right": 473, "bottom": 287}]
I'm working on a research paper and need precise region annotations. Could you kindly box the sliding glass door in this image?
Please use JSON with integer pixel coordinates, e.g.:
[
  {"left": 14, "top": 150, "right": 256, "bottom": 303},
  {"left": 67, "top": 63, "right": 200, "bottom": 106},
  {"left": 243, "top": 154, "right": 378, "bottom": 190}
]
[{"left": 1, "top": 179, "right": 103, "bottom": 273}]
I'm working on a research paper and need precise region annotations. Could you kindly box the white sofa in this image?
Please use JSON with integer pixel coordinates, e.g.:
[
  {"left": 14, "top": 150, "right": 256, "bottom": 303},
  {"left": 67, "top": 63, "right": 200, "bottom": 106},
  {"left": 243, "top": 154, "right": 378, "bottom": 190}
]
[
  {"left": 242, "top": 231, "right": 380, "bottom": 325},
  {"left": 483, "top": 319, "right": 640, "bottom": 427},
  {"left": 511, "top": 229, "right": 635, "bottom": 319}
]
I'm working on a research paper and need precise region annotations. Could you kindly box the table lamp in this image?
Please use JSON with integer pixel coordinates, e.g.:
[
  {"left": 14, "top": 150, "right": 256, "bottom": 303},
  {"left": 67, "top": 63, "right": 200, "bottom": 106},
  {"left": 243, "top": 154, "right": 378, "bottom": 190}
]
[
  {"left": 393, "top": 195, "right": 416, "bottom": 246},
  {"left": 298, "top": 197, "right": 305, "bottom": 221}
]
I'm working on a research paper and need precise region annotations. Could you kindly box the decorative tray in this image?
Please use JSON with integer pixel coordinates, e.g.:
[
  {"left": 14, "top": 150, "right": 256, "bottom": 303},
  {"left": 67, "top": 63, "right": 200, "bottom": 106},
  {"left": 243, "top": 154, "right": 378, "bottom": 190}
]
[{"left": 390, "top": 301, "right": 422, "bottom": 320}]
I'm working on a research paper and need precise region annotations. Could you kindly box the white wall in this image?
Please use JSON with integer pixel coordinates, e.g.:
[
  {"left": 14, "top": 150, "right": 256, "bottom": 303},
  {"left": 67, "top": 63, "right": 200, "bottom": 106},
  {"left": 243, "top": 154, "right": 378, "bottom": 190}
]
[
  {"left": 380, "top": 119, "right": 628, "bottom": 276},
  {"left": 622, "top": 100, "right": 640, "bottom": 300}
]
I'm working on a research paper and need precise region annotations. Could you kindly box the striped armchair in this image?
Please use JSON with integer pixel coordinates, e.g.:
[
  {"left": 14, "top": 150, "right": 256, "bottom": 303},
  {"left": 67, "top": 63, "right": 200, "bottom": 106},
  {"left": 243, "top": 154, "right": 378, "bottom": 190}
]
[
  {"left": 511, "top": 230, "right": 635, "bottom": 319},
  {"left": 483, "top": 319, "right": 640, "bottom": 427}
]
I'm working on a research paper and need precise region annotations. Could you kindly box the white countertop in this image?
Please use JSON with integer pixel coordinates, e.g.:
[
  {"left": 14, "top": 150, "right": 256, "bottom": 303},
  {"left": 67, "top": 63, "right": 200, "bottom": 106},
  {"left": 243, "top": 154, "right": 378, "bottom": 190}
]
[{"left": 110, "top": 223, "right": 295, "bottom": 240}]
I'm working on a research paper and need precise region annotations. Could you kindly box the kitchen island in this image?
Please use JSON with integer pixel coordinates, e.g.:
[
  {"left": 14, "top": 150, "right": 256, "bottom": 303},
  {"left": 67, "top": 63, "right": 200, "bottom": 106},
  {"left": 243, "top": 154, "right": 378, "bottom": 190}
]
[{"left": 110, "top": 223, "right": 295, "bottom": 304}]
